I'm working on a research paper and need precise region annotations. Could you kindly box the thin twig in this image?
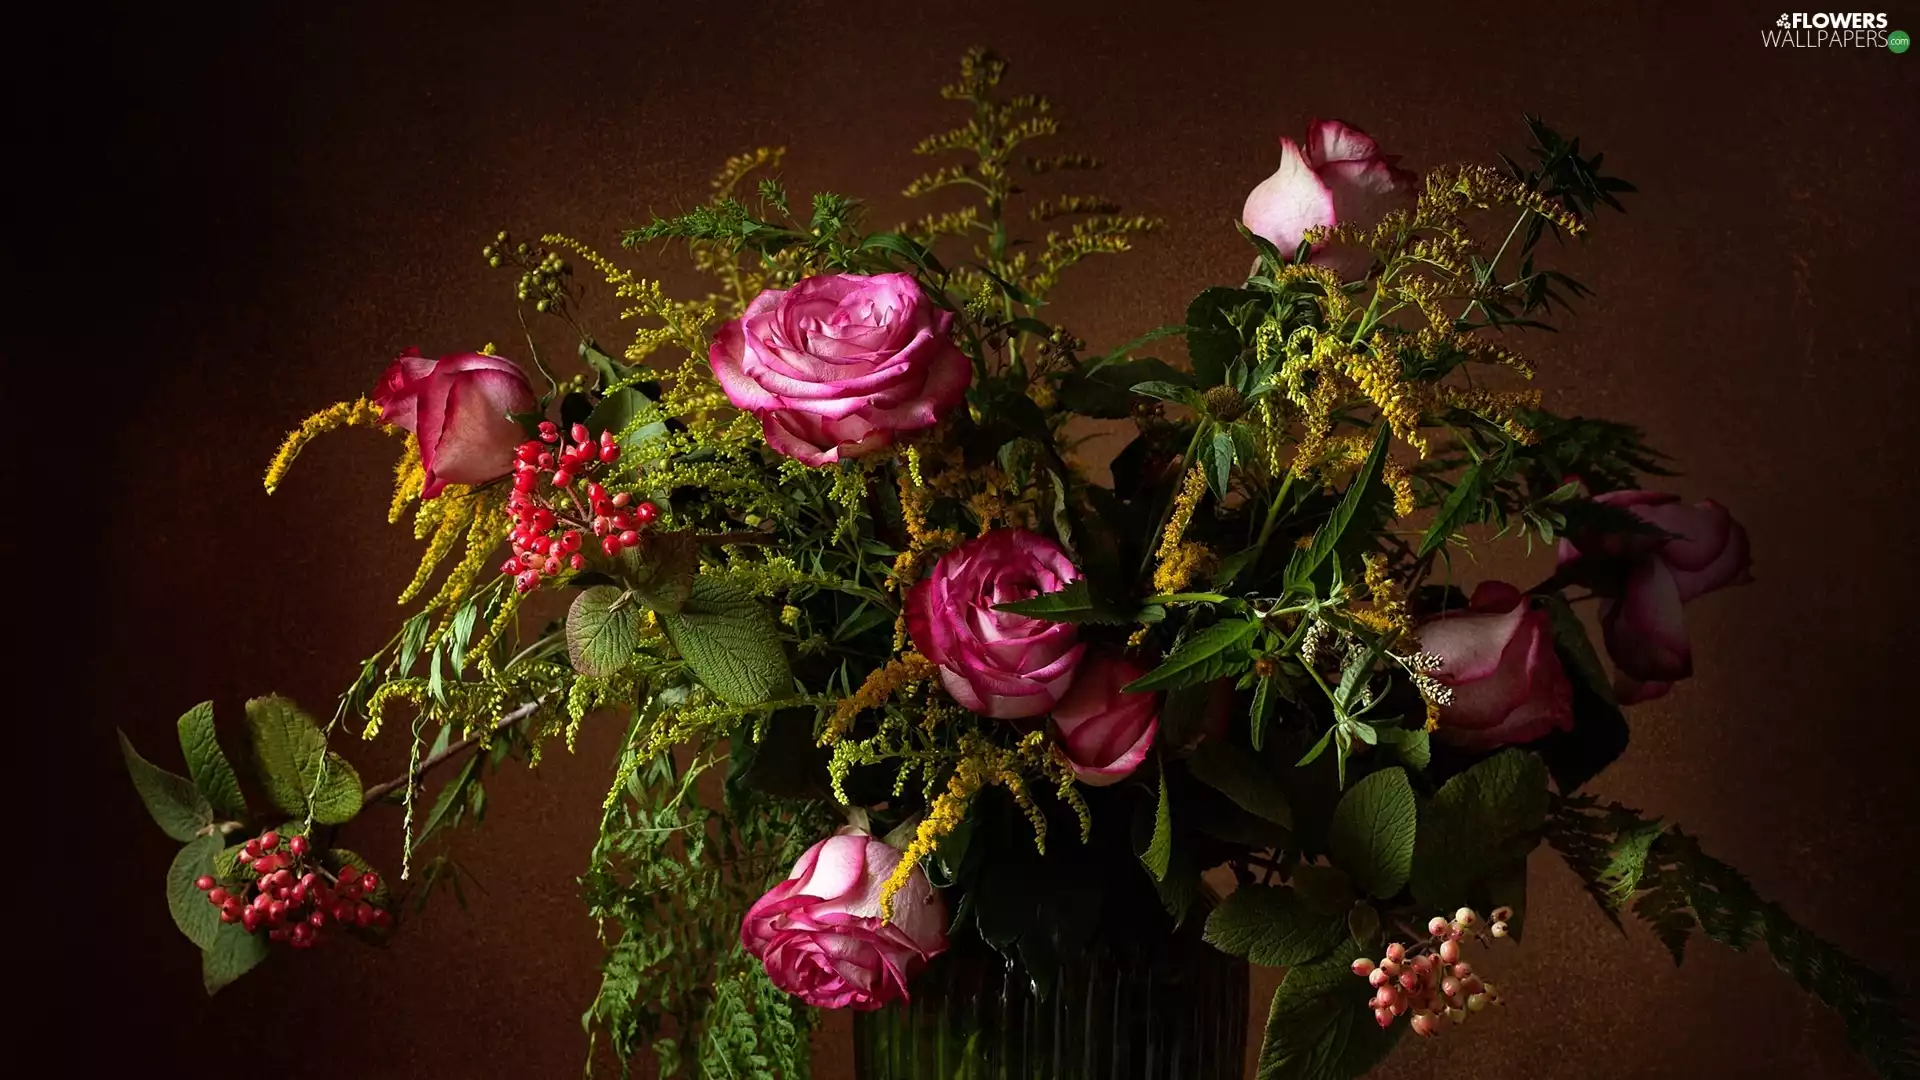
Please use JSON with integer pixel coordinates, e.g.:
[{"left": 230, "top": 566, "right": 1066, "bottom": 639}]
[{"left": 364, "top": 699, "right": 545, "bottom": 803}]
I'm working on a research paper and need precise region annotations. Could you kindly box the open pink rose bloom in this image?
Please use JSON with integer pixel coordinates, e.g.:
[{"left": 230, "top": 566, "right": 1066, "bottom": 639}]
[
  {"left": 907, "top": 528, "right": 1088, "bottom": 720},
  {"left": 1051, "top": 651, "right": 1160, "bottom": 786},
  {"left": 709, "top": 271, "right": 972, "bottom": 466},
  {"left": 740, "top": 831, "right": 949, "bottom": 1011}
]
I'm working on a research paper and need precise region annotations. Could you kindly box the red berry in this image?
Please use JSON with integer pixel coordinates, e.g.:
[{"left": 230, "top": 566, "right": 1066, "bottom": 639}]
[
  {"left": 601, "top": 537, "right": 620, "bottom": 557},
  {"left": 571, "top": 423, "right": 590, "bottom": 446},
  {"left": 372, "top": 909, "right": 393, "bottom": 929},
  {"left": 268, "top": 927, "right": 288, "bottom": 943},
  {"left": 268, "top": 901, "right": 288, "bottom": 923},
  {"left": 290, "top": 923, "right": 313, "bottom": 949},
  {"left": 599, "top": 428, "right": 616, "bottom": 446},
  {"left": 219, "top": 908, "right": 239, "bottom": 924},
  {"left": 551, "top": 469, "right": 573, "bottom": 488},
  {"left": 242, "top": 907, "right": 261, "bottom": 933},
  {"left": 354, "top": 903, "right": 376, "bottom": 928},
  {"left": 634, "top": 502, "right": 658, "bottom": 525},
  {"left": 195, "top": 876, "right": 215, "bottom": 892},
  {"left": 332, "top": 901, "right": 354, "bottom": 922},
  {"left": 610, "top": 491, "right": 631, "bottom": 509},
  {"left": 618, "top": 530, "right": 638, "bottom": 547},
  {"left": 538, "top": 421, "right": 559, "bottom": 443},
  {"left": 560, "top": 531, "right": 582, "bottom": 552},
  {"left": 208, "top": 887, "right": 230, "bottom": 906},
  {"left": 309, "top": 911, "right": 326, "bottom": 928},
  {"left": 599, "top": 444, "right": 620, "bottom": 464},
  {"left": 244, "top": 839, "right": 262, "bottom": 858},
  {"left": 260, "top": 830, "right": 280, "bottom": 851},
  {"left": 569, "top": 553, "right": 586, "bottom": 571},
  {"left": 359, "top": 872, "right": 380, "bottom": 893}
]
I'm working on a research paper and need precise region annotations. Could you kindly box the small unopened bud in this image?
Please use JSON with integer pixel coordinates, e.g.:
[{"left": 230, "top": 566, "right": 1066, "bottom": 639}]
[
  {"left": 1374, "top": 1007, "right": 1395, "bottom": 1029},
  {"left": 1490, "top": 906, "right": 1513, "bottom": 923},
  {"left": 1454, "top": 907, "right": 1479, "bottom": 928},
  {"left": 1467, "top": 992, "right": 1490, "bottom": 1013},
  {"left": 1351, "top": 958, "right": 1375, "bottom": 977},
  {"left": 1428, "top": 916, "right": 1450, "bottom": 936},
  {"left": 1384, "top": 942, "right": 1407, "bottom": 962},
  {"left": 1410, "top": 1012, "right": 1439, "bottom": 1038},
  {"left": 1368, "top": 967, "right": 1389, "bottom": 987},
  {"left": 1439, "top": 938, "right": 1461, "bottom": 963},
  {"left": 1490, "top": 920, "right": 1509, "bottom": 938}
]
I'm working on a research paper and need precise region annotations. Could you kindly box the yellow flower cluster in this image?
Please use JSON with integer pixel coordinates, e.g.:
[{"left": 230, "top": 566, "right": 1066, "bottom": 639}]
[
  {"left": 1153, "top": 541, "right": 1217, "bottom": 595},
  {"left": 1352, "top": 552, "right": 1415, "bottom": 642},
  {"left": 822, "top": 653, "right": 938, "bottom": 745},
  {"left": 262, "top": 397, "right": 391, "bottom": 495},
  {"left": 879, "top": 729, "right": 1055, "bottom": 919}
]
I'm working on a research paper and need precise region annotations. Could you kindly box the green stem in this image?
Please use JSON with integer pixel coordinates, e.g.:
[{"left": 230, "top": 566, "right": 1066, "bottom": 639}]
[{"left": 1255, "top": 471, "right": 1297, "bottom": 553}]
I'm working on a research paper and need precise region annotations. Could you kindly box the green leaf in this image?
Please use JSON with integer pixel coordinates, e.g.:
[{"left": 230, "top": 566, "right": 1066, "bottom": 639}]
[
  {"left": 1411, "top": 749, "right": 1550, "bottom": 909},
  {"left": 167, "top": 834, "right": 225, "bottom": 950},
  {"left": 587, "top": 384, "right": 669, "bottom": 448},
  {"left": 1129, "top": 380, "right": 1198, "bottom": 405},
  {"left": 1124, "top": 619, "right": 1259, "bottom": 693},
  {"left": 619, "top": 532, "right": 699, "bottom": 615},
  {"left": 992, "top": 579, "right": 1140, "bottom": 625},
  {"left": 1139, "top": 759, "right": 1173, "bottom": 881},
  {"left": 202, "top": 922, "right": 269, "bottom": 995},
  {"left": 176, "top": 702, "right": 246, "bottom": 820},
  {"left": 567, "top": 586, "right": 642, "bottom": 678},
  {"left": 119, "top": 729, "right": 212, "bottom": 841},
  {"left": 1250, "top": 675, "right": 1280, "bottom": 751},
  {"left": 1535, "top": 593, "right": 1629, "bottom": 792},
  {"left": 1204, "top": 886, "right": 1345, "bottom": 966},
  {"left": 243, "top": 696, "right": 364, "bottom": 824},
  {"left": 1327, "top": 767, "right": 1416, "bottom": 899},
  {"left": 659, "top": 577, "right": 792, "bottom": 705},
  {"left": 1205, "top": 427, "right": 1235, "bottom": 500},
  {"left": 1189, "top": 740, "right": 1292, "bottom": 828},
  {"left": 1285, "top": 426, "right": 1392, "bottom": 595},
  {"left": 579, "top": 340, "right": 625, "bottom": 386},
  {"left": 1255, "top": 939, "right": 1403, "bottom": 1080},
  {"left": 1375, "top": 726, "right": 1431, "bottom": 770},
  {"left": 1184, "top": 286, "right": 1266, "bottom": 387},
  {"left": 1416, "top": 462, "right": 1485, "bottom": 557}
]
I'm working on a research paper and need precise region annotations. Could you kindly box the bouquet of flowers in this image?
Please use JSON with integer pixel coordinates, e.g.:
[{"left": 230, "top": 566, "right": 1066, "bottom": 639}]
[{"left": 121, "top": 50, "right": 1917, "bottom": 1079}]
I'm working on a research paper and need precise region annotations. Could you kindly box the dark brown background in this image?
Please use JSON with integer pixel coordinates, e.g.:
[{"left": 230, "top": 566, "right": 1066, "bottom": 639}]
[{"left": 44, "top": 0, "right": 1917, "bottom": 1076}]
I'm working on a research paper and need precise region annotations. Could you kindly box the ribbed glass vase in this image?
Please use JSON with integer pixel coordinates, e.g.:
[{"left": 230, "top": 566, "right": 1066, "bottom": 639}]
[{"left": 852, "top": 928, "right": 1248, "bottom": 1079}]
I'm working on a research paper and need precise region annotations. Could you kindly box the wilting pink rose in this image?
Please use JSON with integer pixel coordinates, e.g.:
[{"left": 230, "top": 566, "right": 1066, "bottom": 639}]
[
  {"left": 741, "top": 829, "right": 948, "bottom": 1011},
  {"left": 1241, "top": 119, "right": 1418, "bottom": 280},
  {"left": 907, "top": 529, "right": 1087, "bottom": 719},
  {"left": 710, "top": 272, "right": 972, "bottom": 467},
  {"left": 1558, "top": 491, "right": 1754, "bottom": 703},
  {"left": 1419, "top": 581, "right": 1574, "bottom": 750},
  {"left": 371, "top": 348, "right": 537, "bottom": 498},
  {"left": 1051, "top": 653, "right": 1160, "bottom": 786}
]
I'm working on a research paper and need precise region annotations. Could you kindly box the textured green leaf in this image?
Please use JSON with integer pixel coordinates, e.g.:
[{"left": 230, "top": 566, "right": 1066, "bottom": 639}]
[
  {"left": 1204, "top": 886, "right": 1345, "bottom": 966},
  {"left": 1189, "top": 740, "right": 1292, "bottom": 828},
  {"left": 1140, "top": 760, "right": 1173, "bottom": 881},
  {"left": 1206, "top": 426, "right": 1235, "bottom": 500},
  {"left": 1328, "top": 767, "right": 1416, "bottom": 899},
  {"left": 1375, "top": 726, "right": 1431, "bottom": 770},
  {"left": 620, "top": 532, "right": 699, "bottom": 615},
  {"left": 567, "top": 586, "right": 642, "bottom": 677},
  {"left": 1256, "top": 939, "right": 1403, "bottom": 1080},
  {"left": 660, "top": 577, "right": 792, "bottom": 704},
  {"left": 1411, "top": 749, "right": 1549, "bottom": 909},
  {"left": 167, "top": 834, "right": 224, "bottom": 950},
  {"left": 243, "top": 696, "right": 364, "bottom": 824},
  {"left": 993, "top": 579, "right": 1139, "bottom": 625},
  {"left": 1285, "top": 426, "right": 1391, "bottom": 595},
  {"left": 1124, "top": 619, "right": 1258, "bottom": 693},
  {"left": 1250, "top": 675, "right": 1279, "bottom": 751},
  {"left": 1416, "top": 462, "right": 1485, "bottom": 557},
  {"left": 176, "top": 702, "right": 246, "bottom": 820},
  {"left": 588, "top": 383, "right": 669, "bottom": 448},
  {"left": 202, "top": 922, "right": 269, "bottom": 995},
  {"left": 119, "top": 729, "right": 212, "bottom": 842}
]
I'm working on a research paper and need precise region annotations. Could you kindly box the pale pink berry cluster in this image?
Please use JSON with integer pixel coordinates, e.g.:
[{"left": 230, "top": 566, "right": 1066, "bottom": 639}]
[
  {"left": 1351, "top": 905, "right": 1513, "bottom": 1036},
  {"left": 503, "top": 421, "right": 657, "bottom": 593}
]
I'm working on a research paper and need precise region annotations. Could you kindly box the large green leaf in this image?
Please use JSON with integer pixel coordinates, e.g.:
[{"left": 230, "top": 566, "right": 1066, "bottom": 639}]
[
  {"left": 167, "top": 834, "right": 225, "bottom": 950},
  {"left": 659, "top": 577, "right": 792, "bottom": 705},
  {"left": 567, "top": 586, "right": 642, "bottom": 677},
  {"left": 1285, "top": 426, "right": 1392, "bottom": 595},
  {"left": 243, "top": 696, "right": 363, "bottom": 824},
  {"left": 1124, "top": 619, "right": 1258, "bottom": 693},
  {"left": 1255, "top": 939, "right": 1403, "bottom": 1080},
  {"left": 176, "top": 702, "right": 246, "bottom": 820},
  {"left": 1204, "top": 886, "right": 1346, "bottom": 967},
  {"left": 1189, "top": 740, "right": 1292, "bottom": 828},
  {"left": 1415, "top": 461, "right": 1485, "bottom": 558},
  {"left": 1411, "top": 749, "right": 1550, "bottom": 909},
  {"left": 620, "top": 532, "right": 699, "bottom": 615},
  {"left": 1327, "top": 767, "right": 1416, "bottom": 899},
  {"left": 201, "top": 922, "right": 269, "bottom": 995},
  {"left": 119, "top": 729, "right": 212, "bottom": 842}
]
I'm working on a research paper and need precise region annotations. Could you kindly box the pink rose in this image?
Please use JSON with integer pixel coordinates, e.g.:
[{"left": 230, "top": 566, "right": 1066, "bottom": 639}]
[
  {"left": 709, "top": 272, "right": 972, "bottom": 467},
  {"left": 371, "top": 348, "right": 537, "bottom": 498},
  {"left": 906, "top": 529, "right": 1087, "bottom": 720},
  {"left": 1558, "top": 491, "right": 1754, "bottom": 703},
  {"left": 741, "top": 829, "right": 948, "bottom": 1011},
  {"left": 1241, "top": 119, "right": 1417, "bottom": 280},
  {"left": 1051, "top": 652, "right": 1159, "bottom": 786},
  {"left": 1419, "top": 581, "right": 1574, "bottom": 750}
]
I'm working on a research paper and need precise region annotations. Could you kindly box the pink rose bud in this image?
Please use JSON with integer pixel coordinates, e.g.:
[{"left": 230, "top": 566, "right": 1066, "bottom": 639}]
[
  {"left": 1557, "top": 491, "right": 1753, "bottom": 703},
  {"left": 1241, "top": 119, "right": 1418, "bottom": 280},
  {"left": 709, "top": 272, "right": 972, "bottom": 467},
  {"left": 1049, "top": 652, "right": 1160, "bottom": 786},
  {"left": 371, "top": 348, "right": 538, "bottom": 498},
  {"left": 906, "top": 529, "right": 1087, "bottom": 719},
  {"left": 1418, "top": 581, "right": 1575, "bottom": 750},
  {"left": 740, "top": 829, "right": 948, "bottom": 1011}
]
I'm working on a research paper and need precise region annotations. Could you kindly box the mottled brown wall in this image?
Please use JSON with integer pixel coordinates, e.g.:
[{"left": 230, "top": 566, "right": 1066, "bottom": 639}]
[{"left": 58, "top": 0, "right": 1918, "bottom": 1076}]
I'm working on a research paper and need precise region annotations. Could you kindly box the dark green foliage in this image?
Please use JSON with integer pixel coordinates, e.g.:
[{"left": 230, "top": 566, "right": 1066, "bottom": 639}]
[{"left": 1549, "top": 796, "right": 1920, "bottom": 1079}]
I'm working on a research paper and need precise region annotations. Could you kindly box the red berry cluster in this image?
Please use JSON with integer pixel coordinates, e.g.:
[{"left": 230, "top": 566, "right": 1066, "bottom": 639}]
[
  {"left": 502, "top": 421, "right": 659, "bottom": 593},
  {"left": 195, "top": 829, "right": 391, "bottom": 949},
  {"left": 1351, "top": 906, "right": 1511, "bottom": 1037}
]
